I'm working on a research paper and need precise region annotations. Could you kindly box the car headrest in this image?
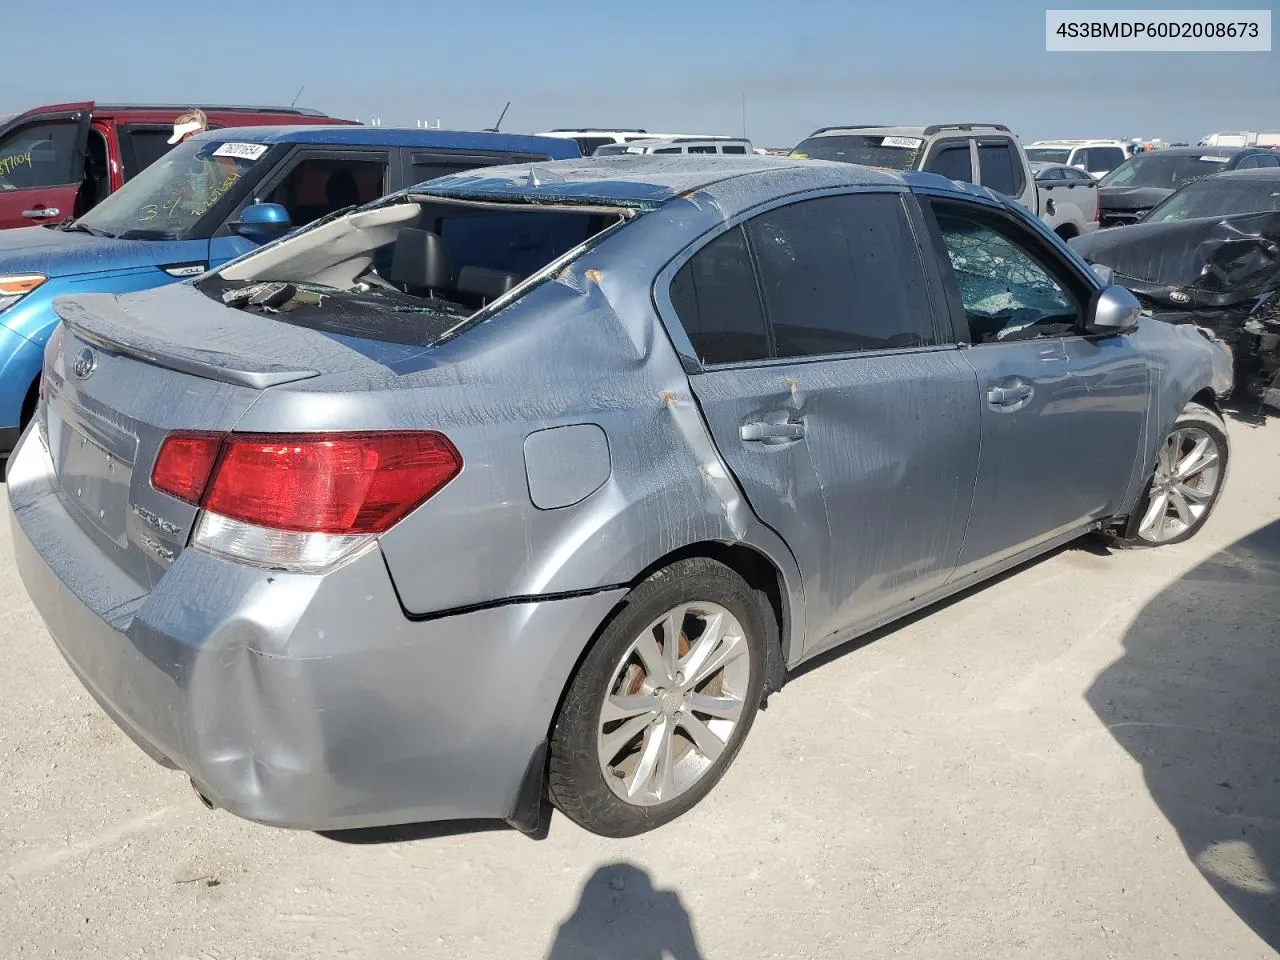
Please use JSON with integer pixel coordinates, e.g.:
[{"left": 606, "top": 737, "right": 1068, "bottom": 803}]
[
  {"left": 456, "top": 266, "right": 523, "bottom": 301},
  {"left": 390, "top": 228, "right": 452, "bottom": 290}
]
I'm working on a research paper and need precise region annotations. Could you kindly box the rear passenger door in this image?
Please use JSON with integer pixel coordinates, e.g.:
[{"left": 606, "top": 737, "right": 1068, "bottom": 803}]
[
  {"left": 976, "top": 137, "right": 1030, "bottom": 207},
  {"left": 660, "top": 191, "right": 981, "bottom": 653},
  {"left": 117, "top": 124, "right": 181, "bottom": 182},
  {"left": 923, "top": 138, "right": 975, "bottom": 184}
]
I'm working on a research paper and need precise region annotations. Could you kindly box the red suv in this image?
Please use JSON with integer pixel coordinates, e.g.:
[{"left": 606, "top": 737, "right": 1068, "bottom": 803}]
[{"left": 0, "top": 101, "right": 356, "bottom": 230}]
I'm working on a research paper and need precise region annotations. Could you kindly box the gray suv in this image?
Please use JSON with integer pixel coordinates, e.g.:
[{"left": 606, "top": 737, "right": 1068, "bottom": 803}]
[{"left": 792, "top": 123, "right": 1039, "bottom": 214}]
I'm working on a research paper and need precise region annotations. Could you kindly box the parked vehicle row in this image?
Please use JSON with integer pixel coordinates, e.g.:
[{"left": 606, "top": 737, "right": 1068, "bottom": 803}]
[
  {"left": 1025, "top": 139, "right": 1131, "bottom": 178},
  {"left": 6, "top": 147, "right": 1234, "bottom": 838},
  {"left": 0, "top": 101, "right": 356, "bottom": 231},
  {"left": 0, "top": 126, "right": 581, "bottom": 452},
  {"left": 1072, "top": 166, "right": 1280, "bottom": 402},
  {"left": 1096, "top": 145, "right": 1280, "bottom": 227}
]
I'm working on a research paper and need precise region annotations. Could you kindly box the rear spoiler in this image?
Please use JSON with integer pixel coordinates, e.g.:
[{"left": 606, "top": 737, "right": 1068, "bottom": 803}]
[{"left": 55, "top": 294, "right": 319, "bottom": 390}]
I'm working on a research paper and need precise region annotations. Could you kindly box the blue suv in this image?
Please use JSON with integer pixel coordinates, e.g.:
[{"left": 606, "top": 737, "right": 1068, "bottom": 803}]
[{"left": 0, "top": 126, "right": 579, "bottom": 451}]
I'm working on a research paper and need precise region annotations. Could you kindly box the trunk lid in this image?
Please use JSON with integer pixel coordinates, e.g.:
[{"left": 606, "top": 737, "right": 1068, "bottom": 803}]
[{"left": 43, "top": 284, "right": 411, "bottom": 586}]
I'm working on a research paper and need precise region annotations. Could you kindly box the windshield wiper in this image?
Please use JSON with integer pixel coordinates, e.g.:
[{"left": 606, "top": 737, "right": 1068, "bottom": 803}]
[{"left": 54, "top": 221, "right": 115, "bottom": 238}]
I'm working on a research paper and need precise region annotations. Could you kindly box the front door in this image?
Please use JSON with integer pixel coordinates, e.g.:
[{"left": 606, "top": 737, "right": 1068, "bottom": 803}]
[
  {"left": 662, "top": 191, "right": 981, "bottom": 651},
  {"left": 920, "top": 197, "right": 1150, "bottom": 579},
  {"left": 0, "top": 102, "right": 94, "bottom": 230}
]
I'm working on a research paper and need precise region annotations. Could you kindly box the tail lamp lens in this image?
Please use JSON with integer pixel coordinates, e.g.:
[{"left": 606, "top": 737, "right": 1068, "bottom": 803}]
[{"left": 151, "top": 431, "right": 462, "bottom": 570}]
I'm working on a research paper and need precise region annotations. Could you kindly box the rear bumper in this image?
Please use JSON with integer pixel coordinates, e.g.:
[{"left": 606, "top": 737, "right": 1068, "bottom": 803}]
[{"left": 7, "top": 428, "right": 625, "bottom": 830}]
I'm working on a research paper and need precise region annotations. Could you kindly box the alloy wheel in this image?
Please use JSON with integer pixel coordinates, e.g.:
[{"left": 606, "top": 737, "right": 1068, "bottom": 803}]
[
  {"left": 1137, "top": 426, "right": 1223, "bottom": 543},
  {"left": 596, "top": 601, "right": 752, "bottom": 806}
]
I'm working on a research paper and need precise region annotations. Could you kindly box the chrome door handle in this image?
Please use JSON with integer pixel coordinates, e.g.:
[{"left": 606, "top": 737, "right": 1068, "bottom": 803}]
[
  {"left": 740, "top": 419, "right": 806, "bottom": 443},
  {"left": 22, "top": 207, "right": 60, "bottom": 219},
  {"left": 986, "top": 383, "right": 1034, "bottom": 406}
]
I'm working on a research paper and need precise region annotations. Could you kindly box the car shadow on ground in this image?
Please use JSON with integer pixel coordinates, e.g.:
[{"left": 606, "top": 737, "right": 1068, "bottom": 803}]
[
  {"left": 1086, "top": 520, "right": 1280, "bottom": 950},
  {"left": 788, "top": 536, "right": 1108, "bottom": 681},
  {"left": 544, "top": 862, "right": 704, "bottom": 960}
]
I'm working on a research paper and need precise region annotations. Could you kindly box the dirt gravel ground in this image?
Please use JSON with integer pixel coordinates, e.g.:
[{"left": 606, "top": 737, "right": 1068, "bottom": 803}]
[{"left": 2, "top": 417, "right": 1277, "bottom": 960}]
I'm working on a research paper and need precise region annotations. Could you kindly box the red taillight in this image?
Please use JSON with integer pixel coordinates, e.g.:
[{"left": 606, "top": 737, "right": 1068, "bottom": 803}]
[
  {"left": 152, "top": 431, "right": 462, "bottom": 533},
  {"left": 152, "top": 433, "right": 223, "bottom": 505}
]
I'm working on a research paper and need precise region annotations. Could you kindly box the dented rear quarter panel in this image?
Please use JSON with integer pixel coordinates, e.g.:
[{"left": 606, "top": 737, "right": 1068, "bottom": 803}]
[{"left": 229, "top": 186, "right": 826, "bottom": 660}]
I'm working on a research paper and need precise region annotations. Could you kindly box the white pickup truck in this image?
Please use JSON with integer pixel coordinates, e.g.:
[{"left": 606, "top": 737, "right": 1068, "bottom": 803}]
[
  {"left": 790, "top": 123, "right": 1096, "bottom": 239},
  {"left": 1030, "top": 161, "right": 1100, "bottom": 240}
]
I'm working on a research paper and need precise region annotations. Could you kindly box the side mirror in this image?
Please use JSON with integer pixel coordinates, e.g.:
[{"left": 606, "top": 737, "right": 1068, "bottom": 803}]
[
  {"left": 1091, "top": 263, "right": 1115, "bottom": 286},
  {"left": 1087, "top": 284, "right": 1141, "bottom": 335},
  {"left": 232, "top": 203, "right": 291, "bottom": 242}
]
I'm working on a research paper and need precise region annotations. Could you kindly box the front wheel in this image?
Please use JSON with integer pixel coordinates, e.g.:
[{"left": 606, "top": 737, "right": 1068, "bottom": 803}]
[
  {"left": 548, "top": 558, "right": 767, "bottom": 837},
  {"left": 1114, "top": 402, "right": 1228, "bottom": 546}
]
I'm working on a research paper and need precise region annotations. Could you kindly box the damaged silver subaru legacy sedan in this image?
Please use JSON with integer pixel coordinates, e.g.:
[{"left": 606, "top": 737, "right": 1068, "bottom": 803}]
[{"left": 7, "top": 156, "right": 1233, "bottom": 837}]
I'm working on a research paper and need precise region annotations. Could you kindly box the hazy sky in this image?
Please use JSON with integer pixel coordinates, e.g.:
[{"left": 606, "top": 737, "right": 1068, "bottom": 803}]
[{"left": 4, "top": 0, "right": 1277, "bottom": 148}]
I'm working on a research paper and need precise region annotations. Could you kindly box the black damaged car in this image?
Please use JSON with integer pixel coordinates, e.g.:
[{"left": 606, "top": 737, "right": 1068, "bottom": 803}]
[
  {"left": 1096, "top": 146, "right": 1279, "bottom": 228},
  {"left": 1072, "top": 167, "right": 1280, "bottom": 405}
]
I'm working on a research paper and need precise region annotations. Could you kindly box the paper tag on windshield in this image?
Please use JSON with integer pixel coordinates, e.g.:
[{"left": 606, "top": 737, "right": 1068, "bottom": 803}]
[
  {"left": 213, "top": 142, "right": 269, "bottom": 160},
  {"left": 882, "top": 136, "right": 924, "bottom": 149},
  {"left": 1199, "top": 155, "right": 1231, "bottom": 163}
]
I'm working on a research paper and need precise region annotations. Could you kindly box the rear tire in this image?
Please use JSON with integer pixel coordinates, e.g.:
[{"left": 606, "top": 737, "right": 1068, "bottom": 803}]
[
  {"left": 548, "top": 558, "right": 767, "bottom": 837},
  {"left": 1111, "top": 402, "right": 1228, "bottom": 547}
]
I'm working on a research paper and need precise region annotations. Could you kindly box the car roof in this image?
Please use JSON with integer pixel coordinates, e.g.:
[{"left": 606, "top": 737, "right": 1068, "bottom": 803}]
[
  {"left": 410, "top": 154, "right": 925, "bottom": 206},
  {"left": 1029, "top": 139, "right": 1125, "bottom": 146},
  {"left": 621, "top": 137, "right": 751, "bottom": 148},
  {"left": 94, "top": 103, "right": 329, "bottom": 117},
  {"left": 1205, "top": 167, "right": 1280, "bottom": 181},
  {"left": 1142, "top": 146, "right": 1261, "bottom": 157},
  {"left": 185, "top": 125, "right": 580, "bottom": 157},
  {"left": 803, "top": 123, "right": 1011, "bottom": 139}
]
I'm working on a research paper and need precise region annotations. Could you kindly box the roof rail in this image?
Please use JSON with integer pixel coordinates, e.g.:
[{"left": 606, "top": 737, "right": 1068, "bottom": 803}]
[
  {"left": 549, "top": 127, "right": 647, "bottom": 133},
  {"left": 807, "top": 125, "right": 889, "bottom": 136},
  {"left": 667, "top": 136, "right": 745, "bottom": 143},
  {"left": 922, "top": 123, "right": 1011, "bottom": 135},
  {"left": 96, "top": 103, "right": 328, "bottom": 117}
]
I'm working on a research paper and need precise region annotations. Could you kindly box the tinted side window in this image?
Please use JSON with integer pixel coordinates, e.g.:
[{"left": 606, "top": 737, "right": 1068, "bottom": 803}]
[
  {"left": 925, "top": 142, "right": 972, "bottom": 182},
  {"left": 654, "top": 147, "right": 682, "bottom": 154},
  {"left": 977, "top": 140, "right": 1024, "bottom": 196},
  {"left": 1235, "top": 155, "right": 1262, "bottom": 170},
  {"left": 266, "top": 156, "right": 386, "bottom": 227},
  {"left": 747, "top": 193, "right": 937, "bottom": 357},
  {"left": 577, "top": 137, "right": 613, "bottom": 155},
  {"left": 1259, "top": 153, "right": 1280, "bottom": 168},
  {"left": 669, "top": 226, "right": 770, "bottom": 365},
  {"left": 722, "top": 145, "right": 747, "bottom": 154},
  {"left": 688, "top": 145, "right": 718, "bottom": 154},
  {"left": 121, "top": 127, "right": 177, "bottom": 180},
  {"left": 410, "top": 159, "right": 486, "bottom": 186},
  {"left": 1037, "top": 167, "right": 1064, "bottom": 182},
  {"left": 931, "top": 205, "right": 1083, "bottom": 344},
  {"left": 0, "top": 120, "right": 81, "bottom": 189}
]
